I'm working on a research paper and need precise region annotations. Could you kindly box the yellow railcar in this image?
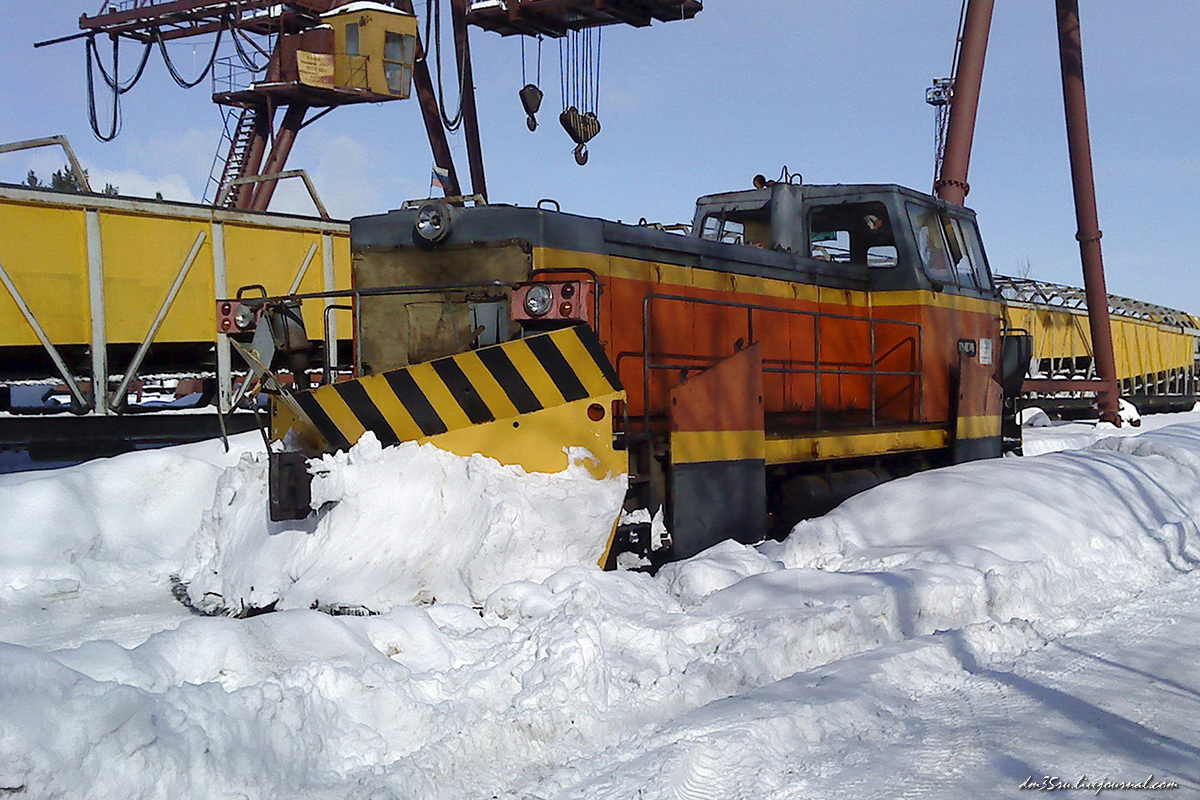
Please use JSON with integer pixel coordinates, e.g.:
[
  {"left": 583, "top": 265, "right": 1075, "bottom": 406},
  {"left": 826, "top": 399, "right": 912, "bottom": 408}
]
[
  {"left": 0, "top": 183, "right": 351, "bottom": 415},
  {"left": 998, "top": 276, "right": 1199, "bottom": 414}
]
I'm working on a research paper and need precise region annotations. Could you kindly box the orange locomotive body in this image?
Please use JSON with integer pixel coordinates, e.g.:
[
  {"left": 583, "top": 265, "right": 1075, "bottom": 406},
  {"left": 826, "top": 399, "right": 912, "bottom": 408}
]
[
  {"left": 339, "top": 181, "right": 1028, "bottom": 561},
  {"left": 235, "top": 181, "right": 1027, "bottom": 562}
]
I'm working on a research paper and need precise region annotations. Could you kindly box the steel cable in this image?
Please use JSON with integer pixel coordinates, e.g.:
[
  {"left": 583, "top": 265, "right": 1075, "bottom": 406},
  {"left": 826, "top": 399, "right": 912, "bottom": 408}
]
[{"left": 426, "top": 0, "right": 465, "bottom": 132}]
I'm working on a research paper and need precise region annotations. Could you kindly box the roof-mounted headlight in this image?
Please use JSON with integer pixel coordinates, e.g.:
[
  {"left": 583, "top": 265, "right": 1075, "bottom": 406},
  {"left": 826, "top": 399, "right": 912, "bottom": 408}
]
[{"left": 413, "top": 200, "right": 453, "bottom": 245}]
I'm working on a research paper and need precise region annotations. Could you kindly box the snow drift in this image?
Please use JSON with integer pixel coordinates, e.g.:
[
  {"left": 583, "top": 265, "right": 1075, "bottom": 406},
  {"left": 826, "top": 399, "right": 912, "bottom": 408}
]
[
  {"left": 0, "top": 436, "right": 255, "bottom": 597},
  {"left": 180, "top": 433, "right": 627, "bottom": 613},
  {"left": 3, "top": 421, "right": 1200, "bottom": 798}
]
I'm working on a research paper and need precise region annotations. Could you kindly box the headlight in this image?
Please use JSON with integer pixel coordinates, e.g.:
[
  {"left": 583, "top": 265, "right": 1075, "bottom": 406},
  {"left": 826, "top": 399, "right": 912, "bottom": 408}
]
[
  {"left": 413, "top": 200, "right": 453, "bottom": 244},
  {"left": 233, "top": 304, "right": 256, "bottom": 330},
  {"left": 523, "top": 284, "right": 554, "bottom": 317}
]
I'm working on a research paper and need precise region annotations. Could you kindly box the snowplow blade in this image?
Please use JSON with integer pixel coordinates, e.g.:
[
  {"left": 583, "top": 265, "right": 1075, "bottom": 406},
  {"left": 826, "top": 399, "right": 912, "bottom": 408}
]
[{"left": 270, "top": 323, "right": 626, "bottom": 512}]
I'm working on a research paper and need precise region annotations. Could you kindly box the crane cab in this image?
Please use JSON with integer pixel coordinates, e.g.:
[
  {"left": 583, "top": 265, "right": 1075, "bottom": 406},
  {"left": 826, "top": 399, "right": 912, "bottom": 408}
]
[{"left": 322, "top": 2, "right": 418, "bottom": 98}]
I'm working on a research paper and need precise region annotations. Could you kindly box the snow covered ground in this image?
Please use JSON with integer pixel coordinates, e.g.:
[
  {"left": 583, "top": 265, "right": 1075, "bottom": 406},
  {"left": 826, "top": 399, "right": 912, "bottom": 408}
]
[
  {"left": 2, "top": 418, "right": 1200, "bottom": 798},
  {"left": 1021, "top": 404, "right": 1200, "bottom": 456}
]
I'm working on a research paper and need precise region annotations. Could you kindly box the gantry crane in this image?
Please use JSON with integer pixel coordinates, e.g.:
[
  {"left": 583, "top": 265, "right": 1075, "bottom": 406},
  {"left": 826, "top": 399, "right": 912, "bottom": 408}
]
[{"left": 38, "top": 0, "right": 701, "bottom": 208}]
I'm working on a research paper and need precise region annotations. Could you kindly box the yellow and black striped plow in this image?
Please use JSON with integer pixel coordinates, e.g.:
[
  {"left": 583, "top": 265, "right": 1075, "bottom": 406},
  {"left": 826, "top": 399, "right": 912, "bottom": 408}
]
[{"left": 272, "top": 324, "right": 627, "bottom": 480}]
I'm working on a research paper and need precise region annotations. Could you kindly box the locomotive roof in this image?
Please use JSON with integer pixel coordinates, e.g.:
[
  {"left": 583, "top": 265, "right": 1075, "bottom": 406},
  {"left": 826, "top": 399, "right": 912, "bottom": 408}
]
[{"left": 696, "top": 183, "right": 975, "bottom": 215}]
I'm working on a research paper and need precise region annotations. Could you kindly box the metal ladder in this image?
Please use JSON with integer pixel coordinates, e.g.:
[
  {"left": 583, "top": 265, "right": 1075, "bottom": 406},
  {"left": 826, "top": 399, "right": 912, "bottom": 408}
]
[{"left": 204, "top": 106, "right": 258, "bottom": 207}]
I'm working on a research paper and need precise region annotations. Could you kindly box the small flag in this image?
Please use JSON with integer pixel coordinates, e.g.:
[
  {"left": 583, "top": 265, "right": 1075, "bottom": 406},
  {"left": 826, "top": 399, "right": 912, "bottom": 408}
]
[{"left": 430, "top": 164, "right": 449, "bottom": 195}]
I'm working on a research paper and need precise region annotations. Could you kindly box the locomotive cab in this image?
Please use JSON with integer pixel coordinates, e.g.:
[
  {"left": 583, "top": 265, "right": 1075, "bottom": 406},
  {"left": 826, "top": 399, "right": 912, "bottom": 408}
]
[{"left": 693, "top": 182, "right": 998, "bottom": 301}]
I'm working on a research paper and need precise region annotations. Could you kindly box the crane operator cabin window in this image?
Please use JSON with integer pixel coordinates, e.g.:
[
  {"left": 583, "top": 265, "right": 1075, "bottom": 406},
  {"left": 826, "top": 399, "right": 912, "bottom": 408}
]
[
  {"left": 809, "top": 202, "right": 897, "bottom": 267},
  {"left": 384, "top": 31, "right": 415, "bottom": 95}
]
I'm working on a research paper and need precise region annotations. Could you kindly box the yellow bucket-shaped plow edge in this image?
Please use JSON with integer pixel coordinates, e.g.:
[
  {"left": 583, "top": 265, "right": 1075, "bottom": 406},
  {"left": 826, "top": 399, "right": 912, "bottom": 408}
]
[{"left": 272, "top": 324, "right": 627, "bottom": 481}]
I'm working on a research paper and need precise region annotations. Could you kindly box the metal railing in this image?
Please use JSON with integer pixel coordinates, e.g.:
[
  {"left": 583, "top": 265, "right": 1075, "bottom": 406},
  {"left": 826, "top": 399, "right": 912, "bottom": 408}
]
[
  {"left": 996, "top": 274, "right": 1200, "bottom": 330},
  {"left": 639, "top": 293, "right": 924, "bottom": 435},
  {"left": 226, "top": 280, "right": 517, "bottom": 378},
  {"left": 213, "top": 53, "right": 373, "bottom": 95},
  {"left": 213, "top": 55, "right": 256, "bottom": 95}
]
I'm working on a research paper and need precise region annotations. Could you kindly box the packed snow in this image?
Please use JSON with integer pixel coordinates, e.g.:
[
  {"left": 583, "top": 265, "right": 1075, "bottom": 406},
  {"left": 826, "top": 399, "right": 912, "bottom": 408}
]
[
  {"left": 181, "top": 434, "right": 626, "bottom": 614},
  {"left": 2, "top": 417, "right": 1200, "bottom": 798}
]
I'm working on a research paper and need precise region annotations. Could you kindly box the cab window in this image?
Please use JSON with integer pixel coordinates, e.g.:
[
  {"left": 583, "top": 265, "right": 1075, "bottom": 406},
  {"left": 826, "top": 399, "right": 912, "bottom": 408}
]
[
  {"left": 699, "top": 209, "right": 770, "bottom": 247},
  {"left": 700, "top": 214, "right": 745, "bottom": 245},
  {"left": 906, "top": 203, "right": 955, "bottom": 284},
  {"left": 943, "top": 215, "right": 977, "bottom": 289},
  {"left": 809, "top": 202, "right": 896, "bottom": 267},
  {"left": 958, "top": 217, "right": 993, "bottom": 291}
]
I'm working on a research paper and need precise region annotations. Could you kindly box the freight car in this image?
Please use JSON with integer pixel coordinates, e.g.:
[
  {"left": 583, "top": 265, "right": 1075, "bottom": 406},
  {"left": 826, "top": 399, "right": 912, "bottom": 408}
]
[
  {"left": 224, "top": 180, "right": 1031, "bottom": 564},
  {"left": 997, "top": 276, "right": 1199, "bottom": 417},
  {"left": 0, "top": 181, "right": 353, "bottom": 453}
]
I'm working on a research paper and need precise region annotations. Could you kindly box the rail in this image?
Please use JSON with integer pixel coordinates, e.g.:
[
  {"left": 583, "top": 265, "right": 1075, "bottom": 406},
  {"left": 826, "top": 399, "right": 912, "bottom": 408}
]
[{"left": 639, "top": 293, "right": 924, "bottom": 436}]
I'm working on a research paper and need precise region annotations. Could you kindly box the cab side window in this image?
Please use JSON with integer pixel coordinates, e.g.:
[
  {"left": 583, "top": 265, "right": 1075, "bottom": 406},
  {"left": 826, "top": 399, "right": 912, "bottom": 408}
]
[
  {"left": 905, "top": 203, "right": 955, "bottom": 284},
  {"left": 942, "top": 215, "right": 977, "bottom": 289},
  {"left": 700, "top": 210, "right": 772, "bottom": 247},
  {"left": 700, "top": 215, "right": 745, "bottom": 245},
  {"left": 809, "top": 202, "right": 896, "bottom": 267},
  {"left": 958, "top": 217, "right": 994, "bottom": 291}
]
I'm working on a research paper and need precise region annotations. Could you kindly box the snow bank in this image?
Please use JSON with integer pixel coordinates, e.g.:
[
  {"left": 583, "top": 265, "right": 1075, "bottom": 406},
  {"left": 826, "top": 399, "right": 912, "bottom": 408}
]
[
  {"left": 4, "top": 422, "right": 1200, "bottom": 798},
  {"left": 750, "top": 424, "right": 1200, "bottom": 640},
  {"left": 0, "top": 435, "right": 258, "bottom": 596},
  {"left": 180, "top": 433, "right": 626, "bottom": 613},
  {"left": 1020, "top": 405, "right": 1197, "bottom": 456}
]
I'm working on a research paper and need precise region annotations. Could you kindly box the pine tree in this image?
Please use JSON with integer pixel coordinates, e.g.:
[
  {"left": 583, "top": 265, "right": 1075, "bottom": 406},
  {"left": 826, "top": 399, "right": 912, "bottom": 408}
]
[{"left": 24, "top": 164, "right": 119, "bottom": 196}]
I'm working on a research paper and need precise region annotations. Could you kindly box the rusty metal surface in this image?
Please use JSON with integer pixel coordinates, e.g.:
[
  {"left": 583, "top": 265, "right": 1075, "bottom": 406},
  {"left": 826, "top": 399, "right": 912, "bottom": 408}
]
[
  {"left": 466, "top": 0, "right": 702, "bottom": 38},
  {"left": 79, "top": 0, "right": 337, "bottom": 41},
  {"left": 452, "top": 0, "right": 488, "bottom": 201},
  {"left": 1055, "top": 0, "right": 1121, "bottom": 423},
  {"left": 668, "top": 344, "right": 764, "bottom": 434},
  {"left": 249, "top": 103, "right": 307, "bottom": 211},
  {"left": 234, "top": 107, "right": 271, "bottom": 208},
  {"left": 935, "top": 0, "right": 993, "bottom": 206}
]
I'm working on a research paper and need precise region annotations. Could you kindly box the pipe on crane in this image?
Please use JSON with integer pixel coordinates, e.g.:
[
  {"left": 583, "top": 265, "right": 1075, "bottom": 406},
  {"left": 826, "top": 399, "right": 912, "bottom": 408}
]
[
  {"left": 1055, "top": 0, "right": 1121, "bottom": 424},
  {"left": 935, "top": 0, "right": 993, "bottom": 207}
]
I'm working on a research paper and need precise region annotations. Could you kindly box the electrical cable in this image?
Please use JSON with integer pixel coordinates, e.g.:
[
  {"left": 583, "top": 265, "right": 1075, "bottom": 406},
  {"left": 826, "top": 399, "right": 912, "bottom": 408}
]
[
  {"left": 88, "top": 35, "right": 153, "bottom": 92},
  {"left": 155, "top": 18, "right": 226, "bottom": 88},
  {"left": 86, "top": 34, "right": 122, "bottom": 142},
  {"left": 231, "top": 26, "right": 269, "bottom": 72},
  {"left": 426, "top": 0, "right": 466, "bottom": 132},
  {"left": 86, "top": 33, "right": 154, "bottom": 142},
  {"left": 229, "top": 0, "right": 271, "bottom": 71}
]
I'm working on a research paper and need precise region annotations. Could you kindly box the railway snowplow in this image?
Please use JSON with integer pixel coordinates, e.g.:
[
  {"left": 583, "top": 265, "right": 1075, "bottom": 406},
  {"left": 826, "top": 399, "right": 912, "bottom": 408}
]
[{"left": 223, "top": 181, "right": 1031, "bottom": 567}]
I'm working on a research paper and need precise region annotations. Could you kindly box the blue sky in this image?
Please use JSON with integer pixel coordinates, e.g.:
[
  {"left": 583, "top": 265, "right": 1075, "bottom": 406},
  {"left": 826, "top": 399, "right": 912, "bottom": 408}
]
[{"left": 1, "top": 1, "right": 1197, "bottom": 310}]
